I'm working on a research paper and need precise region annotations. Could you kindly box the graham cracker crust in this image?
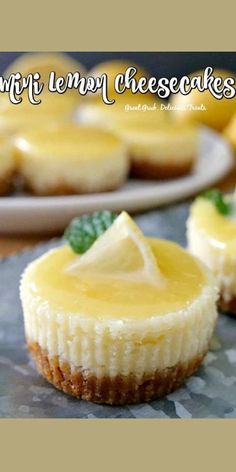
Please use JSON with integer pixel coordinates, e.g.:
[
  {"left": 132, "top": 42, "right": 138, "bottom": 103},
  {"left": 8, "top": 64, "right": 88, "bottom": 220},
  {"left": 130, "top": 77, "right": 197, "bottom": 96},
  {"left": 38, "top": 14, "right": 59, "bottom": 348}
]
[
  {"left": 28, "top": 341, "right": 207, "bottom": 405},
  {"left": 0, "top": 171, "right": 15, "bottom": 195},
  {"left": 130, "top": 158, "right": 194, "bottom": 179},
  {"left": 218, "top": 295, "right": 236, "bottom": 316}
]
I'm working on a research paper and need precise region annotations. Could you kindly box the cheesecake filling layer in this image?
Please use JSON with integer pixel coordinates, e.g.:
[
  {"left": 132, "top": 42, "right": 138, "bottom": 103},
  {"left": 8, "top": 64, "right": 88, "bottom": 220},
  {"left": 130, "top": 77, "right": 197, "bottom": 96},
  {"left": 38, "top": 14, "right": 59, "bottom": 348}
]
[
  {"left": 21, "top": 240, "right": 218, "bottom": 379},
  {"left": 18, "top": 147, "right": 128, "bottom": 194}
]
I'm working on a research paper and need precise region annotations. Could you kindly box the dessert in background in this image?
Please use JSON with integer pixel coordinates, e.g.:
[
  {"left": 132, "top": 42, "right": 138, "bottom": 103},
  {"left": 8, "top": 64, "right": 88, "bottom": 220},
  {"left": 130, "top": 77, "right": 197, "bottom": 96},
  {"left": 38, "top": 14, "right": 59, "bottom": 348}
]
[
  {"left": 0, "top": 53, "right": 86, "bottom": 134},
  {"left": 15, "top": 124, "right": 129, "bottom": 195},
  {"left": 78, "top": 93, "right": 165, "bottom": 130},
  {"left": 87, "top": 59, "right": 149, "bottom": 101},
  {"left": 4, "top": 52, "right": 86, "bottom": 84},
  {"left": 117, "top": 120, "right": 198, "bottom": 179},
  {"left": 79, "top": 93, "right": 197, "bottom": 180},
  {"left": 171, "top": 69, "right": 236, "bottom": 131},
  {"left": 20, "top": 210, "right": 218, "bottom": 405},
  {"left": 187, "top": 189, "right": 236, "bottom": 314},
  {"left": 0, "top": 134, "right": 16, "bottom": 194},
  {"left": 0, "top": 94, "right": 79, "bottom": 135}
]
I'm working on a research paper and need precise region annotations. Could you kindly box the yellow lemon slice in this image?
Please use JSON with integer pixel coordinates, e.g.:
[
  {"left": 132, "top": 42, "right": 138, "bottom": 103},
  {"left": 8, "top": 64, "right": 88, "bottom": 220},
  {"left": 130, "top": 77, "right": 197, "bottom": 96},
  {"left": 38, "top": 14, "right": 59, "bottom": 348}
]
[{"left": 67, "top": 211, "right": 163, "bottom": 285}]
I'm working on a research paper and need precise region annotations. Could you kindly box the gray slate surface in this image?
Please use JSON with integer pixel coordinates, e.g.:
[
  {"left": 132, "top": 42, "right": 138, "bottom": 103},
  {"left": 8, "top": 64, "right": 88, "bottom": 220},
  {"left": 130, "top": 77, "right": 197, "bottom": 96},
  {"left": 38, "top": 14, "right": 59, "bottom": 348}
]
[{"left": 1, "top": 202, "right": 236, "bottom": 418}]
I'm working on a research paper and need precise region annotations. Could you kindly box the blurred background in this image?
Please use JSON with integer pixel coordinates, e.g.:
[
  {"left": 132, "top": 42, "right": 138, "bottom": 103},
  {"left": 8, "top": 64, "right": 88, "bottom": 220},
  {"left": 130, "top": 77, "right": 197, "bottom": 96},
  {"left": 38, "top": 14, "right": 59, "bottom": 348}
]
[
  {"left": 0, "top": 52, "right": 235, "bottom": 77},
  {"left": 0, "top": 51, "right": 236, "bottom": 255}
]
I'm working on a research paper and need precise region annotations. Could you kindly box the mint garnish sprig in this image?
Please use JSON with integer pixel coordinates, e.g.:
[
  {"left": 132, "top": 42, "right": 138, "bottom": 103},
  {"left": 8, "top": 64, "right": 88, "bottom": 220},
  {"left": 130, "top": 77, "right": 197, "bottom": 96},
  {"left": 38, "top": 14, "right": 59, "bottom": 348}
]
[
  {"left": 200, "top": 189, "right": 232, "bottom": 216},
  {"left": 64, "top": 210, "right": 117, "bottom": 254}
]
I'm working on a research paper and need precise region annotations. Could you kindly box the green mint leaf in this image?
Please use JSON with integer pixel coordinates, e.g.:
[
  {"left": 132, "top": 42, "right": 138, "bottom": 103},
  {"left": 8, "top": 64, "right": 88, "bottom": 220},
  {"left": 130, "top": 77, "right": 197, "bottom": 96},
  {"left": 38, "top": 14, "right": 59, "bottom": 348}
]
[
  {"left": 200, "top": 189, "right": 232, "bottom": 215},
  {"left": 64, "top": 210, "right": 118, "bottom": 254}
]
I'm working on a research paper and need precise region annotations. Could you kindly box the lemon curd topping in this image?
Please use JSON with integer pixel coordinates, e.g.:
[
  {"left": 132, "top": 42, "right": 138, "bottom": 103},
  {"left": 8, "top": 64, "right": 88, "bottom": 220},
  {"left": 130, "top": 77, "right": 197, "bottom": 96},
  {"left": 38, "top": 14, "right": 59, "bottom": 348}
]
[
  {"left": 190, "top": 197, "right": 236, "bottom": 253},
  {"left": 25, "top": 239, "right": 205, "bottom": 320},
  {"left": 117, "top": 121, "right": 198, "bottom": 153},
  {"left": 16, "top": 125, "right": 124, "bottom": 160},
  {"left": 21, "top": 212, "right": 218, "bottom": 386}
]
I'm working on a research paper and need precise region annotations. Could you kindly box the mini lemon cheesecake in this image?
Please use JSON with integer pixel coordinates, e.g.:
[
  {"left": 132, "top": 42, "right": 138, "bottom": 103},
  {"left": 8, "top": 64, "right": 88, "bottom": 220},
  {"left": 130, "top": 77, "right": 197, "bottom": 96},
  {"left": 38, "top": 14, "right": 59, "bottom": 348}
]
[
  {"left": 78, "top": 94, "right": 165, "bottom": 129},
  {"left": 117, "top": 120, "right": 198, "bottom": 179},
  {"left": 20, "top": 211, "right": 218, "bottom": 404},
  {"left": 1, "top": 53, "right": 87, "bottom": 134},
  {"left": 87, "top": 59, "right": 149, "bottom": 101},
  {"left": 0, "top": 134, "right": 16, "bottom": 194},
  {"left": 15, "top": 124, "right": 129, "bottom": 195},
  {"left": 0, "top": 95, "right": 80, "bottom": 135},
  {"left": 4, "top": 52, "right": 86, "bottom": 83},
  {"left": 187, "top": 190, "right": 236, "bottom": 314},
  {"left": 79, "top": 98, "right": 197, "bottom": 179}
]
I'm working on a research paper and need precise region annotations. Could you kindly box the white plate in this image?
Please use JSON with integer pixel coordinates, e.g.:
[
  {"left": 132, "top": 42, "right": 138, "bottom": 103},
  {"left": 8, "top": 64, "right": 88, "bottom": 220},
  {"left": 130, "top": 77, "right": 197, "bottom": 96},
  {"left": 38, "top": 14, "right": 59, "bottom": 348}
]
[{"left": 0, "top": 127, "right": 233, "bottom": 234}]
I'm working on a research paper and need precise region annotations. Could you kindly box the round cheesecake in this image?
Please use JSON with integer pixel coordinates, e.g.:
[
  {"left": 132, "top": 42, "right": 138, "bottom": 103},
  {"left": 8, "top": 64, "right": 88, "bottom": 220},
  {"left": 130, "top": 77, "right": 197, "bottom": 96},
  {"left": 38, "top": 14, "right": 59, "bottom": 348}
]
[
  {"left": 187, "top": 194, "right": 236, "bottom": 314},
  {"left": 0, "top": 134, "right": 16, "bottom": 195},
  {"left": 4, "top": 52, "right": 86, "bottom": 83},
  {"left": 1, "top": 53, "right": 87, "bottom": 134},
  {"left": 78, "top": 98, "right": 196, "bottom": 179},
  {"left": 78, "top": 94, "right": 164, "bottom": 130},
  {"left": 15, "top": 124, "right": 129, "bottom": 195},
  {"left": 0, "top": 95, "right": 80, "bottom": 135},
  {"left": 87, "top": 59, "right": 149, "bottom": 101},
  {"left": 20, "top": 212, "right": 218, "bottom": 404},
  {"left": 117, "top": 121, "right": 198, "bottom": 179}
]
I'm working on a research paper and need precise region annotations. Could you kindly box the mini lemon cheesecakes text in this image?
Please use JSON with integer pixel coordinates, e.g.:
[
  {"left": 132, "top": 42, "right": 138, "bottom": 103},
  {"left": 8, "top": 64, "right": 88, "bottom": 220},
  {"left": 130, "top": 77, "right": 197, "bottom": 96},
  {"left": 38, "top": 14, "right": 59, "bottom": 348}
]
[
  {"left": 187, "top": 189, "right": 236, "bottom": 314},
  {"left": 15, "top": 124, "right": 129, "bottom": 195},
  {"left": 20, "top": 211, "right": 218, "bottom": 404}
]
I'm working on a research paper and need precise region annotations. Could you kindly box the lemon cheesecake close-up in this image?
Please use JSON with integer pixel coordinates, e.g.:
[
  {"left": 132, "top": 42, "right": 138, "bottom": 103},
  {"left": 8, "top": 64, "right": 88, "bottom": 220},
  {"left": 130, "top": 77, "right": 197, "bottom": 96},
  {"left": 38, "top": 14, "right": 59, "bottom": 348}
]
[
  {"left": 20, "top": 211, "right": 218, "bottom": 405},
  {"left": 187, "top": 190, "right": 236, "bottom": 314},
  {"left": 15, "top": 124, "right": 129, "bottom": 195},
  {"left": 0, "top": 134, "right": 16, "bottom": 195}
]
